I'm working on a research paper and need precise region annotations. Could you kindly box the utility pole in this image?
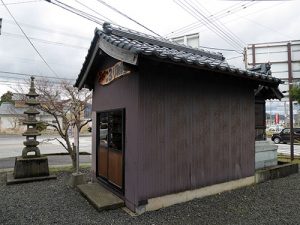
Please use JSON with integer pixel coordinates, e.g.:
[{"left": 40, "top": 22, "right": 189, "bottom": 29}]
[
  {"left": 284, "top": 101, "right": 288, "bottom": 126},
  {"left": 287, "top": 42, "right": 294, "bottom": 161},
  {"left": 243, "top": 47, "right": 248, "bottom": 69},
  {"left": 0, "top": 18, "right": 2, "bottom": 35}
]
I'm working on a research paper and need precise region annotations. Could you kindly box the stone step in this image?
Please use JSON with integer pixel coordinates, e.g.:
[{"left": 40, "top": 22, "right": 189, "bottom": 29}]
[{"left": 78, "top": 182, "right": 124, "bottom": 211}]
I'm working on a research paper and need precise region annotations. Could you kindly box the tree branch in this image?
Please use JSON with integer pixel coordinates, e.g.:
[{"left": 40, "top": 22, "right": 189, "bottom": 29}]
[
  {"left": 54, "top": 138, "right": 69, "bottom": 152},
  {"left": 80, "top": 119, "right": 92, "bottom": 130}
]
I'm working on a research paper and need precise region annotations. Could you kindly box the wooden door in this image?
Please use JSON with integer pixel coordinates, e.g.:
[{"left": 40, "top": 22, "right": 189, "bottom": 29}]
[{"left": 97, "top": 110, "right": 124, "bottom": 191}]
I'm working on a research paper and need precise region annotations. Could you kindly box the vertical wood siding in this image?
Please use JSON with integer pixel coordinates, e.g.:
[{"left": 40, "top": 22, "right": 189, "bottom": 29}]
[
  {"left": 137, "top": 59, "right": 255, "bottom": 202},
  {"left": 92, "top": 57, "right": 139, "bottom": 211},
  {"left": 92, "top": 55, "right": 256, "bottom": 209}
]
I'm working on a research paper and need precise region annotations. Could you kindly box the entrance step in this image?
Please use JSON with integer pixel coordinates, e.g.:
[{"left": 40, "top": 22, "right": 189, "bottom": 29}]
[{"left": 78, "top": 182, "right": 124, "bottom": 211}]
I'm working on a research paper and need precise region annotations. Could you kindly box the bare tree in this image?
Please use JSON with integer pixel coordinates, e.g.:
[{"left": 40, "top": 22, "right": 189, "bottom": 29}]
[
  {"left": 35, "top": 79, "right": 92, "bottom": 169},
  {"left": 6, "top": 103, "right": 26, "bottom": 130}
]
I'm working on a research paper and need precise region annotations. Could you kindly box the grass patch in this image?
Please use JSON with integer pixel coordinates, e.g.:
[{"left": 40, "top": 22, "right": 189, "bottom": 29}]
[
  {"left": 42, "top": 152, "right": 91, "bottom": 156},
  {"left": 278, "top": 155, "right": 300, "bottom": 164},
  {"left": 49, "top": 163, "right": 91, "bottom": 174}
]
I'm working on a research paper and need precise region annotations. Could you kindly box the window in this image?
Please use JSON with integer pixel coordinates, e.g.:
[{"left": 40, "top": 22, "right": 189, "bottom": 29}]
[
  {"left": 108, "top": 110, "right": 123, "bottom": 151},
  {"left": 98, "top": 110, "right": 124, "bottom": 151},
  {"left": 283, "top": 129, "right": 290, "bottom": 134}
]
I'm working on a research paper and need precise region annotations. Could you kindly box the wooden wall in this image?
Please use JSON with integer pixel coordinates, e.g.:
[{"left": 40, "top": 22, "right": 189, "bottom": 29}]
[
  {"left": 92, "top": 56, "right": 139, "bottom": 210},
  {"left": 92, "top": 54, "right": 256, "bottom": 210},
  {"left": 136, "top": 58, "right": 255, "bottom": 202}
]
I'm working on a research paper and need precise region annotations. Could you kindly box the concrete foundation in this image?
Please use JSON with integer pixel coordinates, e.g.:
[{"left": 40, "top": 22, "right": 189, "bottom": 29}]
[
  {"left": 135, "top": 176, "right": 255, "bottom": 214},
  {"left": 13, "top": 156, "right": 50, "bottom": 179},
  {"left": 255, "top": 141, "right": 278, "bottom": 169}
]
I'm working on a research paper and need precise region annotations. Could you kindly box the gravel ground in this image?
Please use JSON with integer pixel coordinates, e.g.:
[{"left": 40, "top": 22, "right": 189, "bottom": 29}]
[{"left": 1, "top": 169, "right": 300, "bottom": 225}]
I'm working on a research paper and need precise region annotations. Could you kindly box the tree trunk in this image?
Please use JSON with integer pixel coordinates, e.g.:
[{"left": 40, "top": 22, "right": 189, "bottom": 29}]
[{"left": 70, "top": 148, "right": 77, "bottom": 171}]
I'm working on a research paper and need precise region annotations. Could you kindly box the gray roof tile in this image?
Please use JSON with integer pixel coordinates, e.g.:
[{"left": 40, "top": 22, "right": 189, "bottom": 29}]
[{"left": 75, "top": 22, "right": 283, "bottom": 88}]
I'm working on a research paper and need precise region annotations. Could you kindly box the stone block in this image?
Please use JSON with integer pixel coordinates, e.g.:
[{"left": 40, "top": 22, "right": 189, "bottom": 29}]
[
  {"left": 13, "top": 156, "right": 50, "bottom": 179},
  {"left": 255, "top": 163, "right": 299, "bottom": 183},
  {"left": 68, "top": 172, "right": 87, "bottom": 188},
  {"left": 77, "top": 182, "right": 124, "bottom": 211},
  {"left": 6, "top": 172, "right": 56, "bottom": 185},
  {"left": 255, "top": 141, "right": 278, "bottom": 169}
]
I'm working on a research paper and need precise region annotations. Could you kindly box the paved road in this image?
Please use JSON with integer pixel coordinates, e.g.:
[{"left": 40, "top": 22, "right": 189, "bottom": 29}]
[
  {"left": 0, "top": 135, "right": 91, "bottom": 158},
  {"left": 0, "top": 154, "right": 91, "bottom": 170},
  {"left": 276, "top": 143, "right": 300, "bottom": 156},
  {"left": 0, "top": 134, "right": 92, "bottom": 169},
  {"left": 1, "top": 135, "right": 298, "bottom": 169}
]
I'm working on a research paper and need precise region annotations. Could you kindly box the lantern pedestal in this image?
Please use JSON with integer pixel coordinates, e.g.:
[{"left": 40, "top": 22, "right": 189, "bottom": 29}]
[{"left": 13, "top": 156, "right": 50, "bottom": 178}]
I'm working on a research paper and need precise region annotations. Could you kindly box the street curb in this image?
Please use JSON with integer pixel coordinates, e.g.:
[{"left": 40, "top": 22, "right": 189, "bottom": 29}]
[
  {"left": 0, "top": 163, "right": 91, "bottom": 174},
  {"left": 0, "top": 168, "right": 13, "bottom": 173}
]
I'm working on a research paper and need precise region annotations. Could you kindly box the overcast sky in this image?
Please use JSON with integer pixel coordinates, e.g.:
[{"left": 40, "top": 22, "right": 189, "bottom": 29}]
[{"left": 0, "top": 0, "right": 300, "bottom": 96}]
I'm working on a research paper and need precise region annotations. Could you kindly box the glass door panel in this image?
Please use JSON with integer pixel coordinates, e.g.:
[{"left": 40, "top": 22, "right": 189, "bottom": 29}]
[
  {"left": 98, "top": 112, "right": 108, "bottom": 178},
  {"left": 97, "top": 109, "right": 124, "bottom": 191}
]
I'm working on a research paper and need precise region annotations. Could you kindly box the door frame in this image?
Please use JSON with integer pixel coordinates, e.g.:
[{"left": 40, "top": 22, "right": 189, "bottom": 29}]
[{"left": 95, "top": 108, "right": 125, "bottom": 194}]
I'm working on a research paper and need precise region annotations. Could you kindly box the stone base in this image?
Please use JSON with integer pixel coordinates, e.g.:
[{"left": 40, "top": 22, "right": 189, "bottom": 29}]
[
  {"left": 68, "top": 172, "right": 87, "bottom": 188},
  {"left": 255, "top": 141, "right": 278, "bottom": 169},
  {"left": 13, "top": 156, "right": 50, "bottom": 179},
  {"left": 6, "top": 172, "right": 56, "bottom": 185},
  {"left": 255, "top": 163, "right": 299, "bottom": 183}
]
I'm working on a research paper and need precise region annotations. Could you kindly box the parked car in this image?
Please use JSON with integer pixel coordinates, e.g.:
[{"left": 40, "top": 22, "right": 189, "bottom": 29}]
[{"left": 271, "top": 128, "right": 300, "bottom": 144}]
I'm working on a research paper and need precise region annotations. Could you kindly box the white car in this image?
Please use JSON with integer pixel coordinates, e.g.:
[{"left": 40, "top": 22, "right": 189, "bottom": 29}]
[{"left": 267, "top": 125, "right": 284, "bottom": 132}]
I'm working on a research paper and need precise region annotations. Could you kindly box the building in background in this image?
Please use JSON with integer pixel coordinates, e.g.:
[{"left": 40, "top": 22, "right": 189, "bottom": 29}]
[
  {"left": 246, "top": 40, "right": 300, "bottom": 127},
  {"left": 171, "top": 33, "right": 200, "bottom": 48},
  {"left": 0, "top": 93, "right": 63, "bottom": 134}
]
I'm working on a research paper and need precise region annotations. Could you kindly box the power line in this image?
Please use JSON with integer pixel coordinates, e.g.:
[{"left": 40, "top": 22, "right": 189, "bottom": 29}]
[
  {"left": 1, "top": 0, "right": 59, "bottom": 77},
  {"left": 45, "top": 0, "right": 105, "bottom": 25},
  {"left": 0, "top": 77, "right": 71, "bottom": 85},
  {"left": 54, "top": 0, "right": 105, "bottom": 24},
  {"left": 94, "top": 0, "right": 162, "bottom": 37},
  {"left": 3, "top": 55, "right": 78, "bottom": 68},
  {"left": 170, "top": 1, "right": 257, "bottom": 38},
  {"left": 175, "top": 0, "right": 241, "bottom": 51},
  {"left": 239, "top": 15, "right": 294, "bottom": 41},
  {"left": 193, "top": 0, "right": 246, "bottom": 47},
  {"left": 198, "top": 45, "right": 242, "bottom": 53},
  {"left": 3, "top": 18, "right": 91, "bottom": 40},
  {"left": 227, "top": 55, "right": 243, "bottom": 60},
  {"left": 2, "top": 31, "right": 88, "bottom": 49},
  {"left": 166, "top": 1, "right": 257, "bottom": 38},
  {"left": 45, "top": 0, "right": 163, "bottom": 40},
  {"left": 73, "top": 0, "right": 114, "bottom": 23},
  {"left": 174, "top": 0, "right": 243, "bottom": 52},
  {"left": 0, "top": 70, "right": 74, "bottom": 80},
  {"left": 0, "top": 0, "right": 41, "bottom": 6},
  {"left": 176, "top": 0, "right": 245, "bottom": 50}
]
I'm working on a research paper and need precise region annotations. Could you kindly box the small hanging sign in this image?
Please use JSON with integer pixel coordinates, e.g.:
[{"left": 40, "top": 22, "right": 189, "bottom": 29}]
[{"left": 98, "top": 62, "right": 131, "bottom": 86}]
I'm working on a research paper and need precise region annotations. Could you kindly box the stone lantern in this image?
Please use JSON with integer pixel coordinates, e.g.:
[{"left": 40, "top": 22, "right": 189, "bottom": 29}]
[
  {"left": 22, "top": 76, "right": 41, "bottom": 158},
  {"left": 7, "top": 77, "right": 56, "bottom": 184}
]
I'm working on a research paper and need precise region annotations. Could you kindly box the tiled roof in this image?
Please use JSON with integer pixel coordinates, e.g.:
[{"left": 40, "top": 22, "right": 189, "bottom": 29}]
[{"left": 75, "top": 22, "right": 282, "bottom": 89}]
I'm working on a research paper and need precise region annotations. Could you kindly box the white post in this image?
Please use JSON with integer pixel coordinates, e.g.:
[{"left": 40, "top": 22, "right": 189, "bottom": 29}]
[{"left": 74, "top": 122, "right": 80, "bottom": 174}]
